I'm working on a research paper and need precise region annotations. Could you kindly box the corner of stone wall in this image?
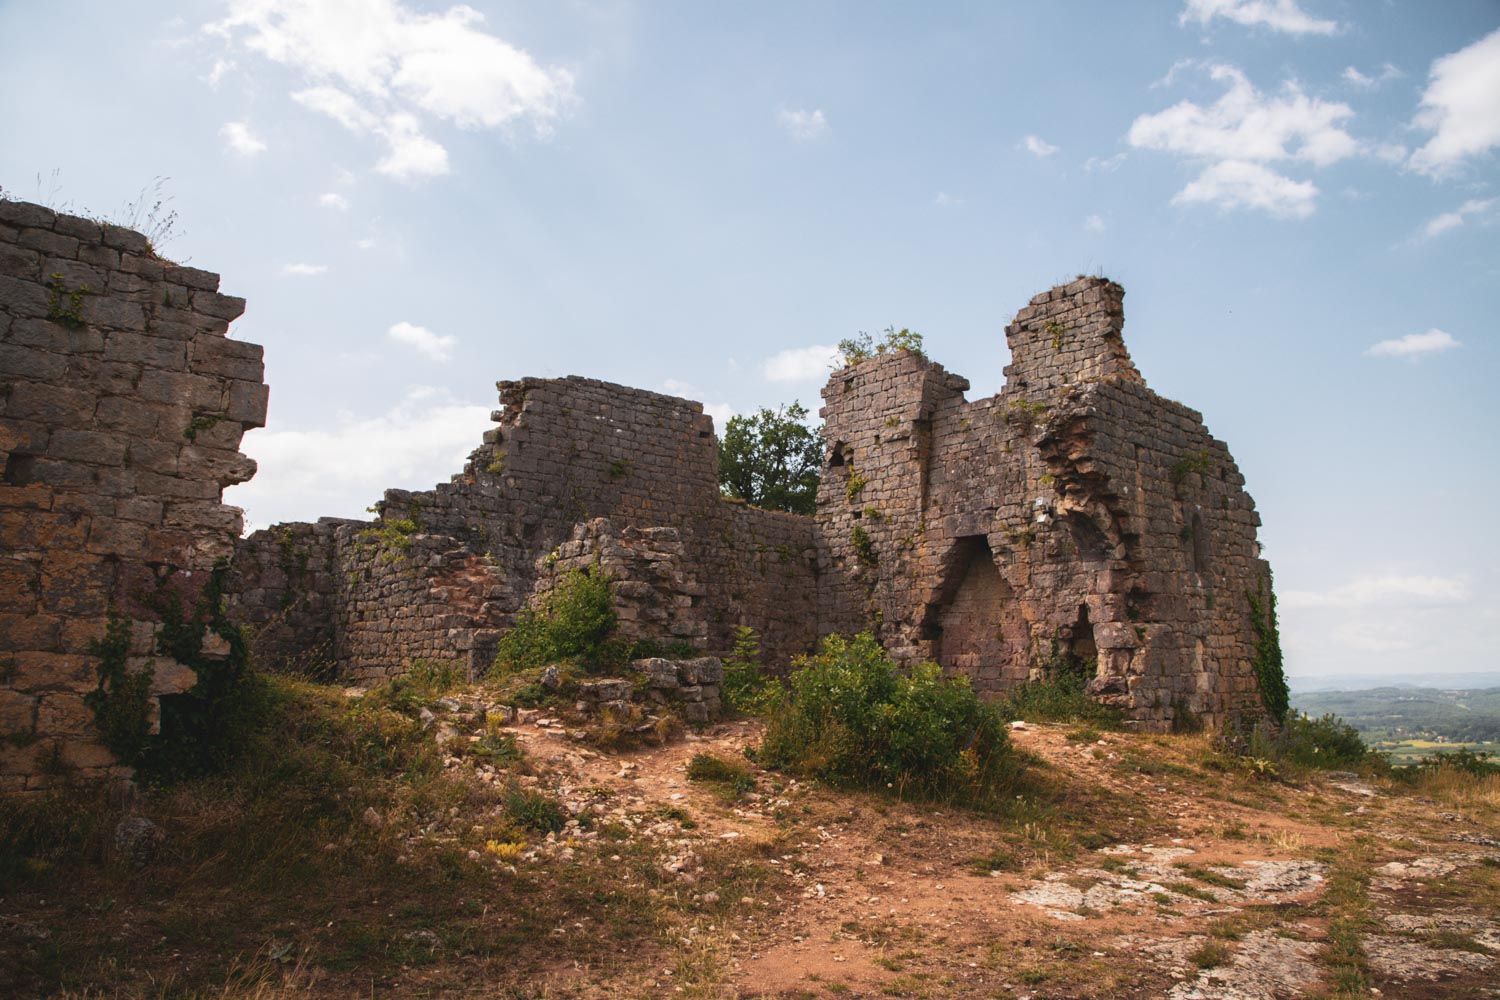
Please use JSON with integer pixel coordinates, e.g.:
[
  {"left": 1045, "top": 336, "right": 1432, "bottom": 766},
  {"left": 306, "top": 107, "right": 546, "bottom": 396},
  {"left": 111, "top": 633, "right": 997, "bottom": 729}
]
[{"left": 0, "top": 199, "right": 267, "bottom": 790}]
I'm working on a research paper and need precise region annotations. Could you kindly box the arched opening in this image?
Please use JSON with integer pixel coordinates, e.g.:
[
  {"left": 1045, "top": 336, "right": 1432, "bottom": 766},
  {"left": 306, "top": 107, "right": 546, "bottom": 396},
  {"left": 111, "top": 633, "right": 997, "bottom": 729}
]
[{"left": 928, "top": 536, "right": 1014, "bottom": 689}]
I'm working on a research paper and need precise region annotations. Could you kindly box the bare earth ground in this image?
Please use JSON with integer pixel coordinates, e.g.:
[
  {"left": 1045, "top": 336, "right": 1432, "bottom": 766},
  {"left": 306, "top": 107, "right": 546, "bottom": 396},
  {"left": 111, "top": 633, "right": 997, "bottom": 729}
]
[
  {"left": 3, "top": 699, "right": 1498, "bottom": 999},
  {"left": 490, "top": 715, "right": 1499, "bottom": 999}
]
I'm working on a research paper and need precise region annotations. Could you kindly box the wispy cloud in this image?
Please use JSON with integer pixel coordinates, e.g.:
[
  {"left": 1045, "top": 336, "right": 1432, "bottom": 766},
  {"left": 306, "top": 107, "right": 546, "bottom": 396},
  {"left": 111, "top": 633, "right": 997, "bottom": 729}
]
[
  {"left": 1084, "top": 214, "right": 1106, "bottom": 233},
  {"left": 1021, "top": 134, "right": 1058, "bottom": 158},
  {"left": 219, "top": 120, "right": 267, "bottom": 156},
  {"left": 1408, "top": 27, "right": 1500, "bottom": 177},
  {"left": 1364, "top": 328, "right": 1461, "bottom": 359},
  {"left": 208, "top": 0, "right": 575, "bottom": 181},
  {"left": 1281, "top": 573, "right": 1471, "bottom": 609},
  {"left": 318, "top": 192, "right": 350, "bottom": 211},
  {"left": 1419, "top": 197, "right": 1495, "bottom": 239},
  {"left": 282, "top": 262, "right": 328, "bottom": 276},
  {"left": 1342, "top": 63, "right": 1402, "bottom": 89},
  {"left": 1084, "top": 153, "right": 1127, "bottom": 173},
  {"left": 934, "top": 191, "right": 963, "bottom": 207},
  {"left": 1128, "top": 63, "right": 1356, "bottom": 216},
  {"left": 1179, "top": 0, "right": 1337, "bottom": 36},
  {"left": 388, "top": 321, "right": 456, "bottom": 361},
  {"left": 763, "top": 344, "right": 840, "bottom": 381},
  {"left": 778, "top": 108, "right": 828, "bottom": 141}
]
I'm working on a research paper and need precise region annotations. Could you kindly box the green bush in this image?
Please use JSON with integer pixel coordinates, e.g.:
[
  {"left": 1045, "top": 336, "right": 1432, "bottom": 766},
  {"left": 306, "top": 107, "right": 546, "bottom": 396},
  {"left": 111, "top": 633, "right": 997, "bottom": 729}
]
[
  {"left": 722, "top": 626, "right": 779, "bottom": 716},
  {"left": 364, "top": 660, "right": 466, "bottom": 715},
  {"left": 491, "top": 567, "right": 621, "bottom": 675},
  {"left": 1403, "top": 747, "right": 1498, "bottom": 777},
  {"left": 991, "top": 669, "right": 1122, "bottom": 727},
  {"left": 504, "top": 787, "right": 567, "bottom": 833},
  {"left": 1215, "top": 711, "right": 1373, "bottom": 773},
  {"left": 757, "top": 633, "right": 1017, "bottom": 809}
]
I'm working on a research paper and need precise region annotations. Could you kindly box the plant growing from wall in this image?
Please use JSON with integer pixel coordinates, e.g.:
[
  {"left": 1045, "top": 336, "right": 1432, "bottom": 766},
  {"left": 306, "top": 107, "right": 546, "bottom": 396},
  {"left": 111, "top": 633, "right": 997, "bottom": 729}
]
[
  {"left": 182, "top": 413, "right": 223, "bottom": 442},
  {"left": 837, "top": 326, "right": 926, "bottom": 366},
  {"left": 1004, "top": 398, "right": 1048, "bottom": 430},
  {"left": 1246, "top": 584, "right": 1288, "bottom": 723},
  {"left": 83, "top": 613, "right": 154, "bottom": 764},
  {"left": 357, "top": 501, "right": 422, "bottom": 563},
  {"left": 1046, "top": 320, "right": 1068, "bottom": 352},
  {"left": 844, "top": 469, "right": 870, "bottom": 504},
  {"left": 851, "top": 525, "right": 878, "bottom": 568},
  {"left": 45, "top": 274, "right": 87, "bottom": 329},
  {"left": 1172, "top": 448, "right": 1213, "bottom": 486}
]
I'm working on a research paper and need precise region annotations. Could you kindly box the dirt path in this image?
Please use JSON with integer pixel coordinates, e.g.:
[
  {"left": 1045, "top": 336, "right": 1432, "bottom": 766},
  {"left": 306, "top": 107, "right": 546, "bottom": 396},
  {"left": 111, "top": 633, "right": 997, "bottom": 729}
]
[{"left": 501, "top": 717, "right": 1500, "bottom": 998}]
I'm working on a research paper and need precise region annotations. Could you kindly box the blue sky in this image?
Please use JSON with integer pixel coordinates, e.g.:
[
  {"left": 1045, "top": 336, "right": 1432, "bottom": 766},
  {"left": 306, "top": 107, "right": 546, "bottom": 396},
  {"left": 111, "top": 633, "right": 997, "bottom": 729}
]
[{"left": 1, "top": 0, "right": 1496, "bottom": 684}]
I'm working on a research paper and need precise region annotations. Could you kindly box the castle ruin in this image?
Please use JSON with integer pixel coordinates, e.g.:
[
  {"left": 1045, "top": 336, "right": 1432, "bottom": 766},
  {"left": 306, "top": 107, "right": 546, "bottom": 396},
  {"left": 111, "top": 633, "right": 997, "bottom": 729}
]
[{"left": 1, "top": 203, "right": 1277, "bottom": 789}]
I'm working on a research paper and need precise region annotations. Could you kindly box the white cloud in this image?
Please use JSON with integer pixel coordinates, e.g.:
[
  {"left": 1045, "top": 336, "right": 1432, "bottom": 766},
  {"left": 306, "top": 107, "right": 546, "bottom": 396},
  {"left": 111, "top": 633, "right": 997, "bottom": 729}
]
[
  {"left": 1129, "top": 63, "right": 1356, "bottom": 216},
  {"left": 702, "top": 403, "right": 736, "bottom": 433},
  {"left": 1364, "top": 328, "right": 1461, "bottom": 360},
  {"left": 204, "top": 57, "right": 234, "bottom": 88},
  {"left": 934, "top": 191, "right": 963, "bottom": 207},
  {"left": 1419, "top": 197, "right": 1495, "bottom": 239},
  {"left": 778, "top": 108, "right": 828, "bottom": 141},
  {"left": 1281, "top": 573, "right": 1471, "bottom": 610},
  {"left": 1084, "top": 214, "right": 1106, "bottom": 233},
  {"left": 1129, "top": 65, "right": 1356, "bottom": 167},
  {"left": 1179, "top": 0, "right": 1337, "bottom": 36},
  {"left": 228, "top": 386, "right": 491, "bottom": 526},
  {"left": 210, "top": 0, "right": 574, "bottom": 179},
  {"left": 318, "top": 191, "right": 350, "bottom": 210},
  {"left": 1173, "top": 160, "right": 1318, "bottom": 217},
  {"left": 1084, "top": 153, "right": 1127, "bottom": 172},
  {"left": 1409, "top": 27, "right": 1500, "bottom": 177},
  {"left": 387, "top": 320, "right": 456, "bottom": 361},
  {"left": 762, "top": 344, "right": 841, "bottom": 382},
  {"left": 282, "top": 262, "right": 328, "bottom": 276},
  {"left": 1021, "top": 134, "right": 1058, "bottom": 157},
  {"left": 219, "top": 120, "right": 267, "bottom": 156},
  {"left": 375, "top": 112, "right": 450, "bottom": 179}
]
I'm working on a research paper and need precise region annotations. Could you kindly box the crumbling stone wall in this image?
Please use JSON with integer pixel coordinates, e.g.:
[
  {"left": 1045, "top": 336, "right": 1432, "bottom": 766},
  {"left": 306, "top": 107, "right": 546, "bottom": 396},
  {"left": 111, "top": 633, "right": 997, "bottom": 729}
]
[
  {"left": 232, "top": 377, "right": 821, "bottom": 683},
  {"left": 817, "top": 277, "right": 1272, "bottom": 728},
  {"left": 0, "top": 200, "right": 266, "bottom": 789}
]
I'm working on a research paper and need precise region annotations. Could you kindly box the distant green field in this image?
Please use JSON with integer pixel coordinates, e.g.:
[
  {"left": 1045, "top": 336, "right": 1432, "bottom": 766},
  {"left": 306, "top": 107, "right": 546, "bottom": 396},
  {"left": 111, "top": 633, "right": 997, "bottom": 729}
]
[{"left": 1293, "top": 686, "right": 1500, "bottom": 764}]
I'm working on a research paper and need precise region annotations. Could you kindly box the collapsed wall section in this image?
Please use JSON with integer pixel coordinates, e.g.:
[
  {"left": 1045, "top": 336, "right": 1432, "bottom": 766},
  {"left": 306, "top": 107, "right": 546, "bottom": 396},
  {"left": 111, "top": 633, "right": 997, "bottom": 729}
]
[
  {"left": 0, "top": 200, "right": 267, "bottom": 789},
  {"left": 817, "top": 276, "right": 1273, "bottom": 728}
]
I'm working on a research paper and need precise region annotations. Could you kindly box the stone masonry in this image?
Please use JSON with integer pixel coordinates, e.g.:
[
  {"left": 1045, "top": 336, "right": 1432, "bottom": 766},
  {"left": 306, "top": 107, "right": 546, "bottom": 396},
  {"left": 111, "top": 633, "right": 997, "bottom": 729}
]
[
  {"left": 816, "top": 277, "right": 1272, "bottom": 728},
  {"left": 0, "top": 200, "right": 267, "bottom": 790},
  {"left": 1, "top": 196, "right": 1278, "bottom": 786}
]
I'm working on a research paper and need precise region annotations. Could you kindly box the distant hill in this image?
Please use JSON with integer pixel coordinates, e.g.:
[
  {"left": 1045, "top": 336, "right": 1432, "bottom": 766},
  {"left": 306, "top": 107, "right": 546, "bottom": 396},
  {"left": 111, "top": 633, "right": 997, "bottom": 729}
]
[
  {"left": 1294, "top": 686, "right": 1500, "bottom": 745},
  {"left": 1289, "top": 670, "right": 1500, "bottom": 693}
]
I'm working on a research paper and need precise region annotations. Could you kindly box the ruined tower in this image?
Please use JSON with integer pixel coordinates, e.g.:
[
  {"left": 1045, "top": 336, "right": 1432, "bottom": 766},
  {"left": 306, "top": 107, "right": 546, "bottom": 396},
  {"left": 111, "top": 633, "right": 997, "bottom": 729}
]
[{"left": 816, "top": 277, "right": 1274, "bottom": 728}]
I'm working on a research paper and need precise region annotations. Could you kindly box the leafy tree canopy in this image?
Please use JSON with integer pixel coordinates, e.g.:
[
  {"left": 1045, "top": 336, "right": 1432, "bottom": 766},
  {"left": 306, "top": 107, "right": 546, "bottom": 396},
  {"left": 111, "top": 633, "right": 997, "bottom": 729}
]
[{"left": 718, "top": 401, "right": 822, "bottom": 515}]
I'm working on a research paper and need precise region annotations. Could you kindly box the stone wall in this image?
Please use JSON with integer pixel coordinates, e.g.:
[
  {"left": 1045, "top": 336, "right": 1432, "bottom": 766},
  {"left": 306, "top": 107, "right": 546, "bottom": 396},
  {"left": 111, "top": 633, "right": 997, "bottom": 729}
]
[
  {"left": 231, "top": 377, "right": 822, "bottom": 684},
  {"left": 0, "top": 200, "right": 267, "bottom": 789},
  {"left": 816, "top": 277, "right": 1272, "bottom": 728}
]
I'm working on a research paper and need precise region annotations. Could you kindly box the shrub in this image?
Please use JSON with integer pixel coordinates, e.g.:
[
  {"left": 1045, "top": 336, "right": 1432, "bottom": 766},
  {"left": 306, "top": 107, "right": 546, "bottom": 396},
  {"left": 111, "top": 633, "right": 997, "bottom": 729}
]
[
  {"left": 1214, "top": 711, "right": 1373, "bottom": 773},
  {"left": 491, "top": 567, "right": 620, "bottom": 675},
  {"left": 686, "top": 752, "right": 755, "bottom": 795},
  {"left": 991, "top": 669, "right": 1122, "bottom": 727},
  {"left": 722, "top": 626, "right": 779, "bottom": 716},
  {"left": 504, "top": 787, "right": 567, "bottom": 834},
  {"left": 757, "top": 633, "right": 1017, "bottom": 809}
]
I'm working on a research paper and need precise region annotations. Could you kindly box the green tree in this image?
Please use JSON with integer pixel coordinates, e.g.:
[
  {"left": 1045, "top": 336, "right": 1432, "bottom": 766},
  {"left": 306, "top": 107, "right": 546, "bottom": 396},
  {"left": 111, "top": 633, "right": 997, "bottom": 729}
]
[{"left": 718, "top": 401, "right": 822, "bottom": 515}]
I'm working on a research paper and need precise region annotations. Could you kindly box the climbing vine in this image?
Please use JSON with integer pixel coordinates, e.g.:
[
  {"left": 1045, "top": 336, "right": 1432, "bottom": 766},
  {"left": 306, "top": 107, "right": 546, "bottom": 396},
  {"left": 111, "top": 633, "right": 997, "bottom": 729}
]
[
  {"left": 83, "top": 613, "right": 154, "bottom": 764},
  {"left": 1247, "top": 584, "right": 1288, "bottom": 723}
]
